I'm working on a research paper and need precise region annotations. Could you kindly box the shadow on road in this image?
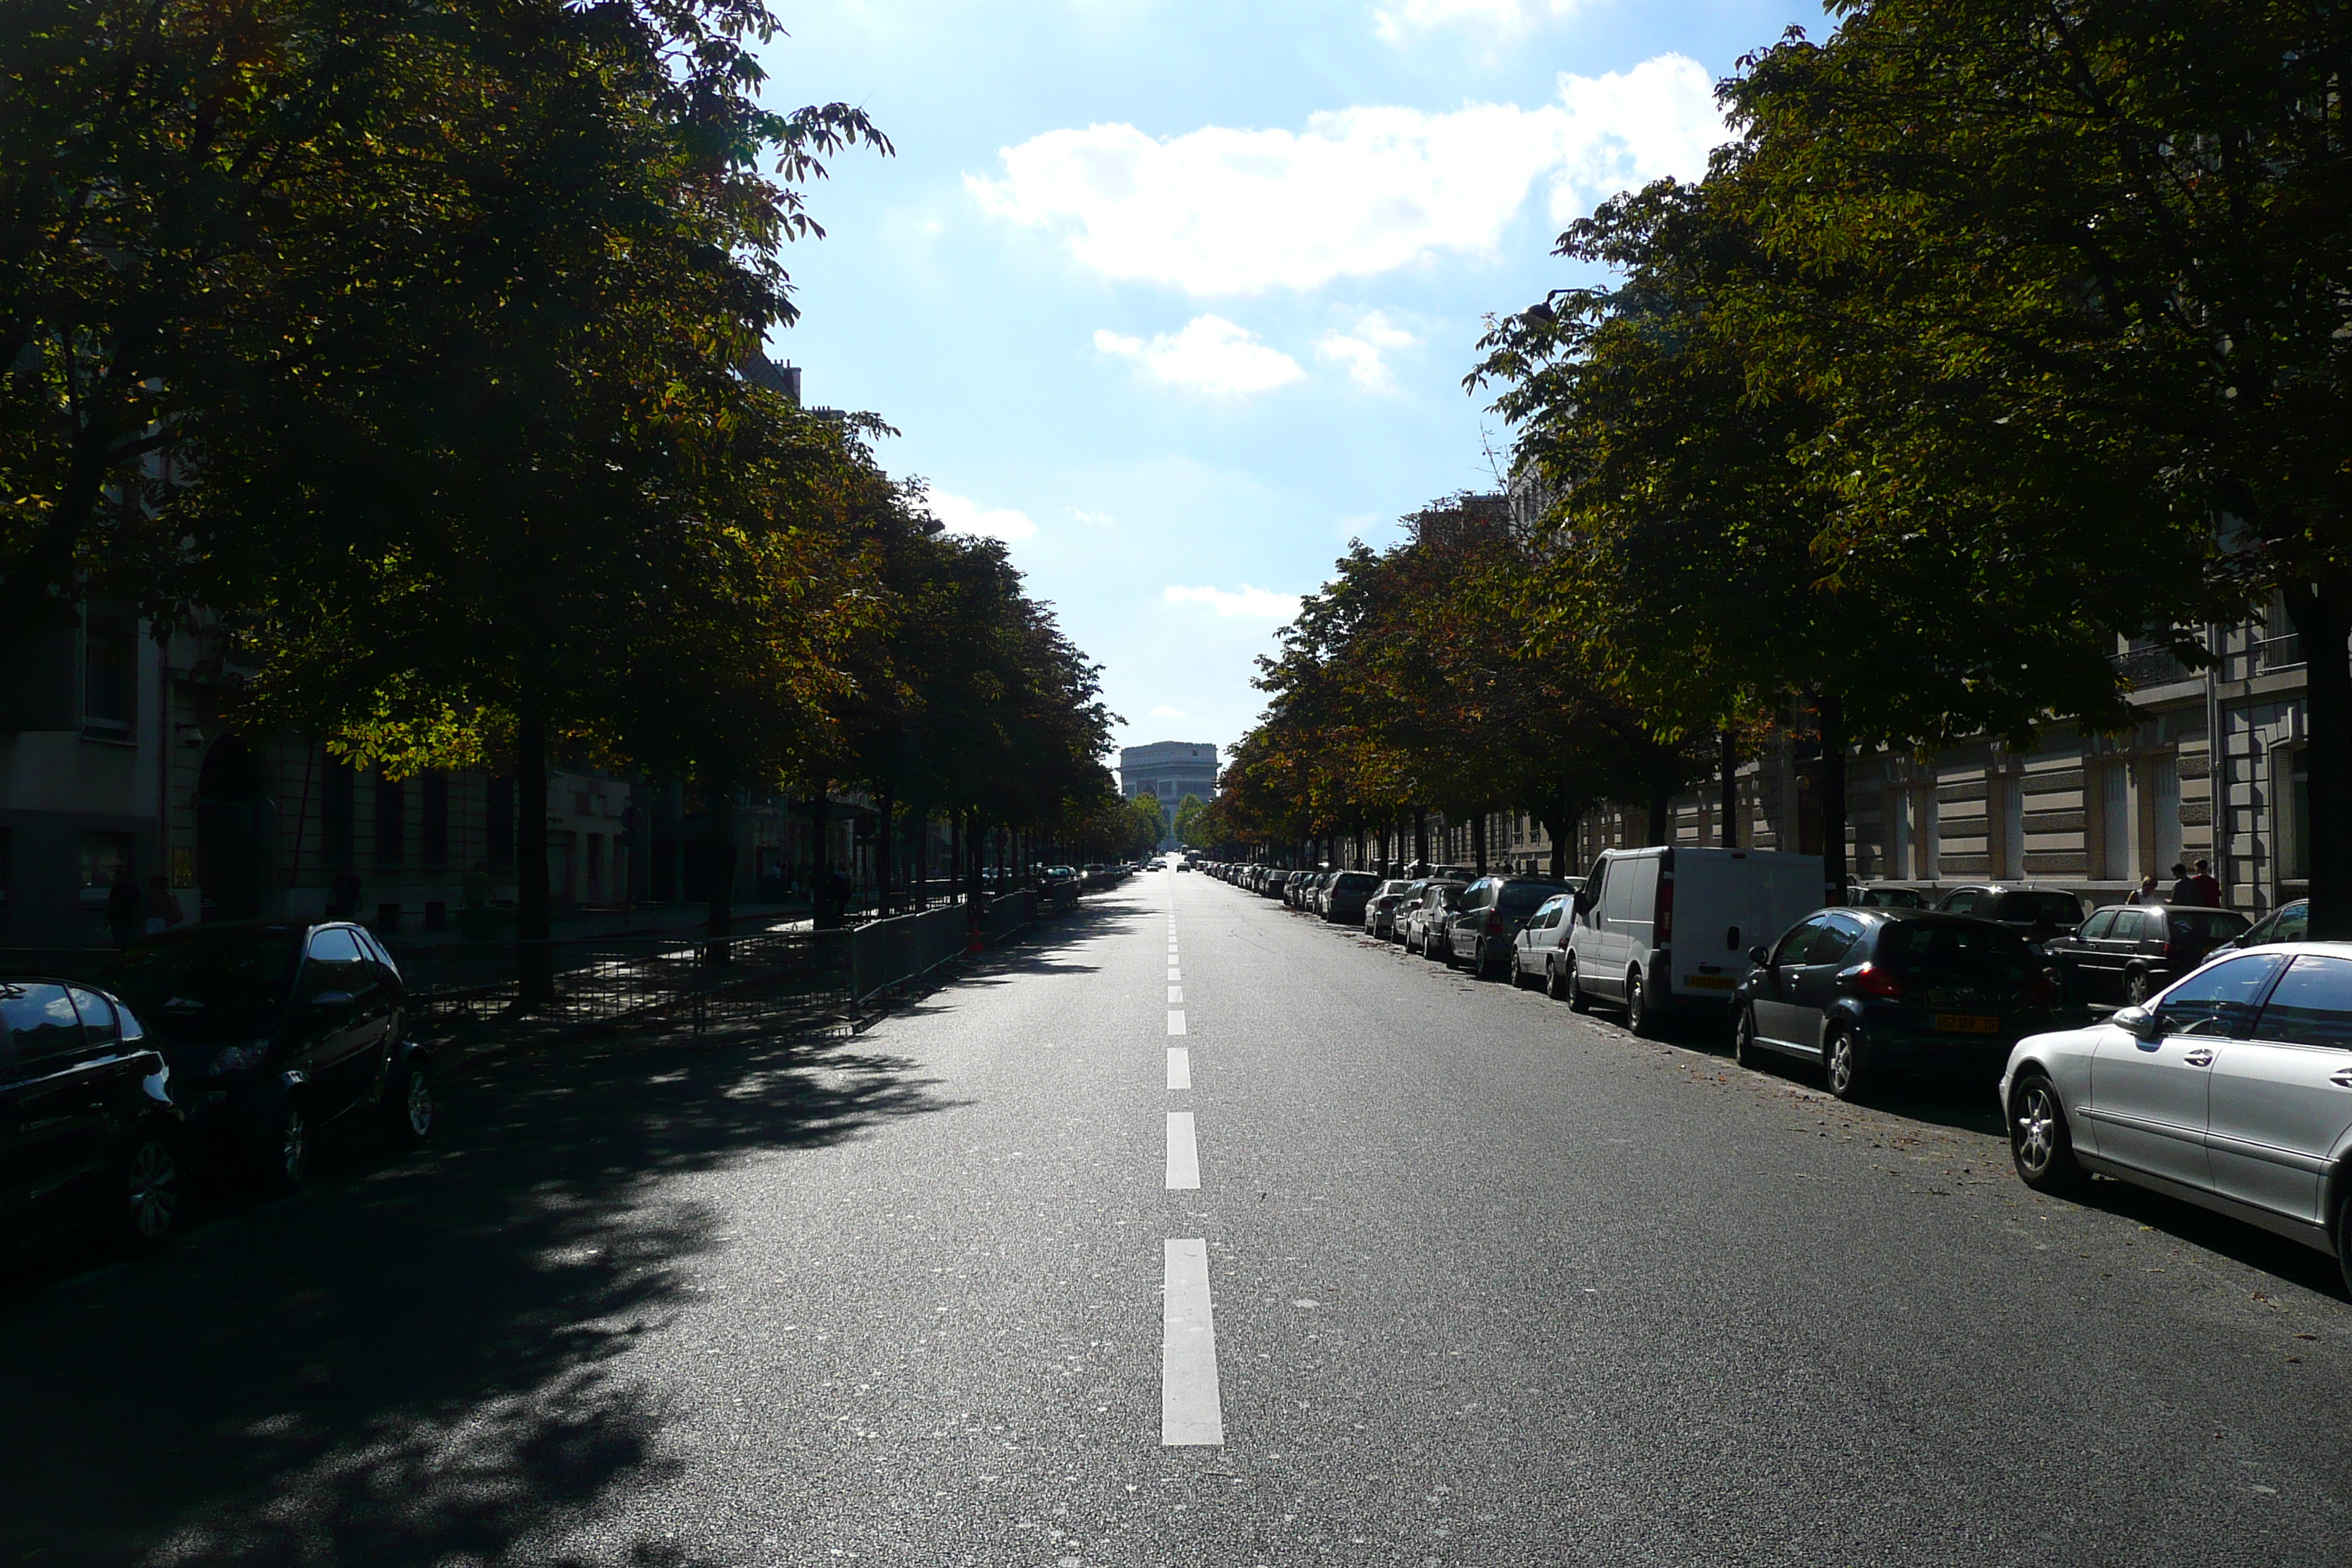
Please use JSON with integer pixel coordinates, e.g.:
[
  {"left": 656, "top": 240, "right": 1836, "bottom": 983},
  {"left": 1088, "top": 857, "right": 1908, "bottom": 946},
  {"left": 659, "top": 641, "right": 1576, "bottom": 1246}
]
[{"left": 0, "top": 1021, "right": 955, "bottom": 1568}]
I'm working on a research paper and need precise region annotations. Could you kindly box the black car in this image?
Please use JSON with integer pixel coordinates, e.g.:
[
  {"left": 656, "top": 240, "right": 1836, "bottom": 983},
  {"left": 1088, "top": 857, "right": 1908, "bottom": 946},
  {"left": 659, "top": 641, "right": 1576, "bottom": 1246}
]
[
  {"left": 1931, "top": 884, "right": 2086, "bottom": 946},
  {"left": 1733, "top": 908, "right": 2062, "bottom": 1101},
  {"left": 1445, "top": 875, "right": 1570, "bottom": 979},
  {"left": 101, "top": 921, "right": 434, "bottom": 1191},
  {"left": 0, "top": 977, "right": 184, "bottom": 1248},
  {"left": 2043, "top": 902, "right": 2253, "bottom": 1005}
]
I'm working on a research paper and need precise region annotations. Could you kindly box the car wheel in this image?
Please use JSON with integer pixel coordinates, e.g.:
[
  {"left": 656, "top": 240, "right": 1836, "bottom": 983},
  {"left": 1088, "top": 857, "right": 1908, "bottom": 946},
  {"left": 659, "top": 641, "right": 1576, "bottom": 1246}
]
[
  {"left": 385, "top": 1056, "right": 434, "bottom": 1147},
  {"left": 118, "top": 1133, "right": 182, "bottom": 1250},
  {"left": 2125, "top": 967, "right": 2152, "bottom": 1006},
  {"left": 1823, "top": 1028, "right": 1864, "bottom": 1101},
  {"left": 1545, "top": 957, "right": 1569, "bottom": 1001},
  {"left": 2009, "top": 1071, "right": 2090, "bottom": 1196},
  {"left": 263, "top": 1101, "right": 312, "bottom": 1195},
  {"left": 1733, "top": 1005, "right": 1763, "bottom": 1069},
  {"left": 1510, "top": 952, "right": 1532, "bottom": 990},
  {"left": 1566, "top": 960, "right": 1593, "bottom": 1013},
  {"left": 1626, "top": 969, "right": 1656, "bottom": 1037}
]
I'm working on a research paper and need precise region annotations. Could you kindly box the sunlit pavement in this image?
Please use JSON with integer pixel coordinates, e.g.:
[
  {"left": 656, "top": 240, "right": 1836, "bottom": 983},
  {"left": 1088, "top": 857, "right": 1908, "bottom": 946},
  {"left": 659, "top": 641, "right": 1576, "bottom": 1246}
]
[{"left": 7, "top": 874, "right": 2349, "bottom": 1567}]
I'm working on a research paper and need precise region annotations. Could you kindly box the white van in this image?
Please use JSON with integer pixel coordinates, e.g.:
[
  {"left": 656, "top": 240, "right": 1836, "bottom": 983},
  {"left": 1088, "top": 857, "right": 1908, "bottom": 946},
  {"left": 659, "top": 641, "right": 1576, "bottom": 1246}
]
[{"left": 1564, "top": 845, "right": 1825, "bottom": 1035}]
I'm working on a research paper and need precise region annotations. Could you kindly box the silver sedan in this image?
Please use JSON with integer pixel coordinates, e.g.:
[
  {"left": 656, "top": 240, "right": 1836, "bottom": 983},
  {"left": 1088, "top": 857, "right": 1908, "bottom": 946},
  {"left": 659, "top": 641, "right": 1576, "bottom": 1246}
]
[{"left": 2001, "top": 941, "right": 2352, "bottom": 1293}]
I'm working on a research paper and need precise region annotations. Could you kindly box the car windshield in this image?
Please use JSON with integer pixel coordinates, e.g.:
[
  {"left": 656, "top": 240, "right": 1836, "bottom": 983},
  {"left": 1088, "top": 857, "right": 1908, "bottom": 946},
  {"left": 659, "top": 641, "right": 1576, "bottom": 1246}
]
[
  {"left": 1496, "top": 883, "right": 1561, "bottom": 914},
  {"left": 2167, "top": 909, "right": 2251, "bottom": 941},
  {"left": 102, "top": 930, "right": 300, "bottom": 1024},
  {"left": 1992, "top": 891, "right": 2084, "bottom": 925},
  {"left": 1874, "top": 921, "right": 2041, "bottom": 995}
]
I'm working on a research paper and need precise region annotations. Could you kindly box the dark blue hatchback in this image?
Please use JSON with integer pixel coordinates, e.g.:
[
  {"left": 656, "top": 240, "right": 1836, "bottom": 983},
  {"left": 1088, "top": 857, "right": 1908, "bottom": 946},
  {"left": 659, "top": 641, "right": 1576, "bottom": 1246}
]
[{"left": 1732, "top": 908, "right": 2064, "bottom": 1101}]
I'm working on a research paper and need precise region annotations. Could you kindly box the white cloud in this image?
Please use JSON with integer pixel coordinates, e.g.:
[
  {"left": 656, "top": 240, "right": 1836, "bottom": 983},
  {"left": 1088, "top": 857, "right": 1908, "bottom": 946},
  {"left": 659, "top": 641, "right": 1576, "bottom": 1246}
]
[
  {"left": 1094, "top": 315, "right": 1305, "bottom": 395},
  {"left": 1150, "top": 704, "right": 1190, "bottom": 720},
  {"left": 1069, "top": 506, "right": 1120, "bottom": 528},
  {"left": 924, "top": 486, "right": 1037, "bottom": 542},
  {"left": 1163, "top": 583, "right": 1303, "bottom": 619},
  {"left": 968, "top": 56, "right": 1724, "bottom": 295},
  {"left": 1314, "top": 310, "right": 1420, "bottom": 392},
  {"left": 1373, "top": 0, "right": 1586, "bottom": 44}
]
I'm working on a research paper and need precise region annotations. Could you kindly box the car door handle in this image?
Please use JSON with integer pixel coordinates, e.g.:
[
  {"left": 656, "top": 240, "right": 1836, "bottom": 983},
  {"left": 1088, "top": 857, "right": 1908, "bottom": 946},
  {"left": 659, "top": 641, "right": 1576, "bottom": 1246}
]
[
  {"left": 2183, "top": 1049, "right": 2215, "bottom": 1067},
  {"left": 2331, "top": 1069, "right": 2352, "bottom": 1089}
]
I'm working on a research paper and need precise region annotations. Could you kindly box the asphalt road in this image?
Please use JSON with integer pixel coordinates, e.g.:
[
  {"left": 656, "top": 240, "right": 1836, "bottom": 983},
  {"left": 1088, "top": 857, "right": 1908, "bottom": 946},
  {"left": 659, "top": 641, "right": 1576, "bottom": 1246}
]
[{"left": 7, "top": 870, "right": 2351, "bottom": 1567}]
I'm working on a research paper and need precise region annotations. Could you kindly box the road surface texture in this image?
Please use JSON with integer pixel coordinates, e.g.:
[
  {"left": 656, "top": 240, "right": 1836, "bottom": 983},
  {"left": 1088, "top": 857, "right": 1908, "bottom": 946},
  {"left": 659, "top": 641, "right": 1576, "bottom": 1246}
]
[{"left": 6, "top": 871, "right": 2348, "bottom": 1567}]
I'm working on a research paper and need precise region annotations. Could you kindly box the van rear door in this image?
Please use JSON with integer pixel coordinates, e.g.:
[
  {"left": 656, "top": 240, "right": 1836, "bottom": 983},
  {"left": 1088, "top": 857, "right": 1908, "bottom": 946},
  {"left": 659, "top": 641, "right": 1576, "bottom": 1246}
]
[{"left": 1667, "top": 848, "right": 1828, "bottom": 1000}]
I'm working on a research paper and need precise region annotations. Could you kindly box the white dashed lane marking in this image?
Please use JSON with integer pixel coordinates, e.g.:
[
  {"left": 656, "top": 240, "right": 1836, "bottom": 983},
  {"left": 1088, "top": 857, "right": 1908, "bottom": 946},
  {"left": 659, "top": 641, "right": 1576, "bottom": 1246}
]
[
  {"left": 1167, "top": 1010, "right": 1186, "bottom": 1036},
  {"left": 1167, "top": 967, "right": 1181, "bottom": 981},
  {"left": 1166, "top": 1047, "right": 1191, "bottom": 1090},
  {"left": 1167, "top": 984, "right": 1183, "bottom": 1003},
  {"left": 1165, "top": 1111, "right": 1200, "bottom": 1188},
  {"left": 1161, "top": 1239, "right": 1225, "bottom": 1447}
]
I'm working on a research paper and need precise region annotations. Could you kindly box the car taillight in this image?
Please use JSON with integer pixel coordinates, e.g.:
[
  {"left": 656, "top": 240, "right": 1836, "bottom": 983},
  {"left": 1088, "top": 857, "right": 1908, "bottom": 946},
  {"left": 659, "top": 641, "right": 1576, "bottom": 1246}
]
[
  {"left": 2023, "top": 973, "right": 2057, "bottom": 1008},
  {"left": 1656, "top": 872, "right": 1674, "bottom": 945},
  {"left": 1487, "top": 912, "right": 1504, "bottom": 935},
  {"left": 1851, "top": 962, "right": 1904, "bottom": 1000}
]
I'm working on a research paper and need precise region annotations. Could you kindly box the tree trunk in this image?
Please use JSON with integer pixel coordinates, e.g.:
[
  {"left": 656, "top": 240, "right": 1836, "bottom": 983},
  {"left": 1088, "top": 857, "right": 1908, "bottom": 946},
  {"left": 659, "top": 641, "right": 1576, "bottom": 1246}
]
[
  {"left": 1646, "top": 783, "right": 1673, "bottom": 847},
  {"left": 1719, "top": 728, "right": 1740, "bottom": 849},
  {"left": 2286, "top": 581, "right": 2352, "bottom": 937},
  {"left": 1471, "top": 813, "right": 1488, "bottom": 873},
  {"left": 1414, "top": 806, "right": 1429, "bottom": 872},
  {"left": 1819, "top": 690, "right": 1849, "bottom": 908},
  {"left": 875, "top": 790, "right": 894, "bottom": 917},
  {"left": 514, "top": 709, "right": 553, "bottom": 1007},
  {"left": 1542, "top": 799, "right": 1572, "bottom": 879},
  {"left": 703, "top": 780, "right": 736, "bottom": 963},
  {"left": 949, "top": 813, "right": 962, "bottom": 911}
]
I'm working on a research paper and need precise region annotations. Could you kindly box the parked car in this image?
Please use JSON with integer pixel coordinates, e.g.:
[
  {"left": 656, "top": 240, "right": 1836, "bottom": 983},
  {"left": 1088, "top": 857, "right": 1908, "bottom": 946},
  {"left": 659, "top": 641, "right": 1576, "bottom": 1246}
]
[
  {"left": 2214, "top": 898, "right": 2307, "bottom": 956},
  {"left": 1364, "top": 879, "right": 1415, "bottom": 939},
  {"left": 1510, "top": 892, "right": 1579, "bottom": 995},
  {"left": 1322, "top": 870, "right": 1380, "bottom": 925},
  {"left": 2043, "top": 903, "right": 2253, "bottom": 1005},
  {"left": 2001, "top": 944, "right": 2352, "bottom": 1293},
  {"left": 1847, "top": 885, "right": 1928, "bottom": 909},
  {"left": 1402, "top": 882, "right": 1469, "bottom": 959},
  {"left": 0, "top": 978, "right": 184, "bottom": 1249},
  {"left": 1446, "top": 875, "right": 1569, "bottom": 979},
  {"left": 1563, "top": 846, "right": 1825, "bottom": 1036},
  {"left": 1734, "top": 908, "right": 2062, "bottom": 1100},
  {"left": 101, "top": 921, "right": 435, "bottom": 1192},
  {"left": 1931, "top": 884, "right": 2087, "bottom": 947}
]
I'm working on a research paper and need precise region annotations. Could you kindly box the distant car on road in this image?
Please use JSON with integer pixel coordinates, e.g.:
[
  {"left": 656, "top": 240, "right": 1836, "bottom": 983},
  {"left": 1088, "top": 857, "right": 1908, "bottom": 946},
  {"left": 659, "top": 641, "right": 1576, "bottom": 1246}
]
[
  {"left": 102, "top": 921, "right": 434, "bottom": 1193},
  {"left": 2212, "top": 898, "right": 2307, "bottom": 957},
  {"left": 1932, "top": 884, "right": 2087, "bottom": 948},
  {"left": 1322, "top": 870, "right": 1379, "bottom": 925},
  {"left": 2002, "top": 944, "right": 2352, "bottom": 1294},
  {"left": 0, "top": 978, "right": 184, "bottom": 1250},
  {"left": 1364, "top": 879, "right": 1415, "bottom": 939},
  {"left": 1735, "top": 908, "right": 2062, "bottom": 1100},
  {"left": 1401, "top": 882, "right": 1469, "bottom": 960}
]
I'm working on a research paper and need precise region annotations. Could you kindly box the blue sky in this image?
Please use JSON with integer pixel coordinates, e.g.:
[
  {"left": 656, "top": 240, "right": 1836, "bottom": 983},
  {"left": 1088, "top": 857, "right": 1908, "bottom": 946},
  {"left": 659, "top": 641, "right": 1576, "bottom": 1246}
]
[{"left": 757, "top": 0, "right": 1823, "bottom": 768}]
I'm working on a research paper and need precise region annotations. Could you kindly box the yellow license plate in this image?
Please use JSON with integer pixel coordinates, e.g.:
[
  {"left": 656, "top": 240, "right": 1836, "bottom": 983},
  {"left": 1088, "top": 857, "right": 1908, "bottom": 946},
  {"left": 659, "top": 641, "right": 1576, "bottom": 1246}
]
[
  {"left": 1933, "top": 1013, "right": 1999, "bottom": 1033},
  {"left": 1682, "top": 974, "right": 1736, "bottom": 991}
]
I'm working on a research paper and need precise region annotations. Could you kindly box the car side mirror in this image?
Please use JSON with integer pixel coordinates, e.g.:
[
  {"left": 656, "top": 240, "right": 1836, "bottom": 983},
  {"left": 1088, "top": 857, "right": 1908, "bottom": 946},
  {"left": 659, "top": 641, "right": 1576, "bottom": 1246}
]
[
  {"left": 1572, "top": 890, "right": 1593, "bottom": 913},
  {"left": 2112, "top": 1004, "right": 2159, "bottom": 1039},
  {"left": 1747, "top": 945, "right": 1771, "bottom": 967}
]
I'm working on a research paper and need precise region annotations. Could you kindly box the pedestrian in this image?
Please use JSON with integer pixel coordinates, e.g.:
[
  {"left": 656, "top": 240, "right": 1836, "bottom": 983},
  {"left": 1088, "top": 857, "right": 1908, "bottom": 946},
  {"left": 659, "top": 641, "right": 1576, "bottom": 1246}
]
[
  {"left": 105, "top": 864, "right": 143, "bottom": 947},
  {"left": 2187, "top": 857, "right": 2223, "bottom": 908},
  {"left": 2127, "top": 874, "right": 2163, "bottom": 905},
  {"left": 2168, "top": 862, "right": 2195, "bottom": 904},
  {"left": 141, "top": 873, "right": 183, "bottom": 936}
]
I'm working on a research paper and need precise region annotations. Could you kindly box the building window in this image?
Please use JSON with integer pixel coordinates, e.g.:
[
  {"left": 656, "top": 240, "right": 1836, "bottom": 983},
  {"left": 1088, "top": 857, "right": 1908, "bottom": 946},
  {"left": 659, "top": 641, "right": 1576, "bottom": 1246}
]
[
  {"left": 2100, "top": 761, "right": 2133, "bottom": 881},
  {"left": 2149, "top": 753, "right": 2182, "bottom": 876},
  {"left": 80, "top": 830, "right": 134, "bottom": 889},
  {"left": 422, "top": 772, "right": 450, "bottom": 866},
  {"left": 2285, "top": 745, "right": 2310, "bottom": 881},
  {"left": 81, "top": 601, "right": 137, "bottom": 736},
  {"left": 375, "top": 771, "right": 406, "bottom": 866},
  {"left": 323, "top": 758, "right": 355, "bottom": 870}
]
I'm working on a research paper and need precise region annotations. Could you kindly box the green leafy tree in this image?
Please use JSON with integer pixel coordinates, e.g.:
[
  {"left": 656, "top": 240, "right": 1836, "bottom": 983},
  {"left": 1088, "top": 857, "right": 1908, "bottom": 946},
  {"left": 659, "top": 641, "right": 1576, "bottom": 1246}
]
[{"left": 1172, "top": 794, "right": 1208, "bottom": 848}]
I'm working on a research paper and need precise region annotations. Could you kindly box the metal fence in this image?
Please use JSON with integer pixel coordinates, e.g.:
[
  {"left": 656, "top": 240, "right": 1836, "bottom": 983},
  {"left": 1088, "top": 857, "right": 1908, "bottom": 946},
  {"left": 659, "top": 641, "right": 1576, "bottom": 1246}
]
[{"left": 849, "top": 890, "right": 1038, "bottom": 1000}]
